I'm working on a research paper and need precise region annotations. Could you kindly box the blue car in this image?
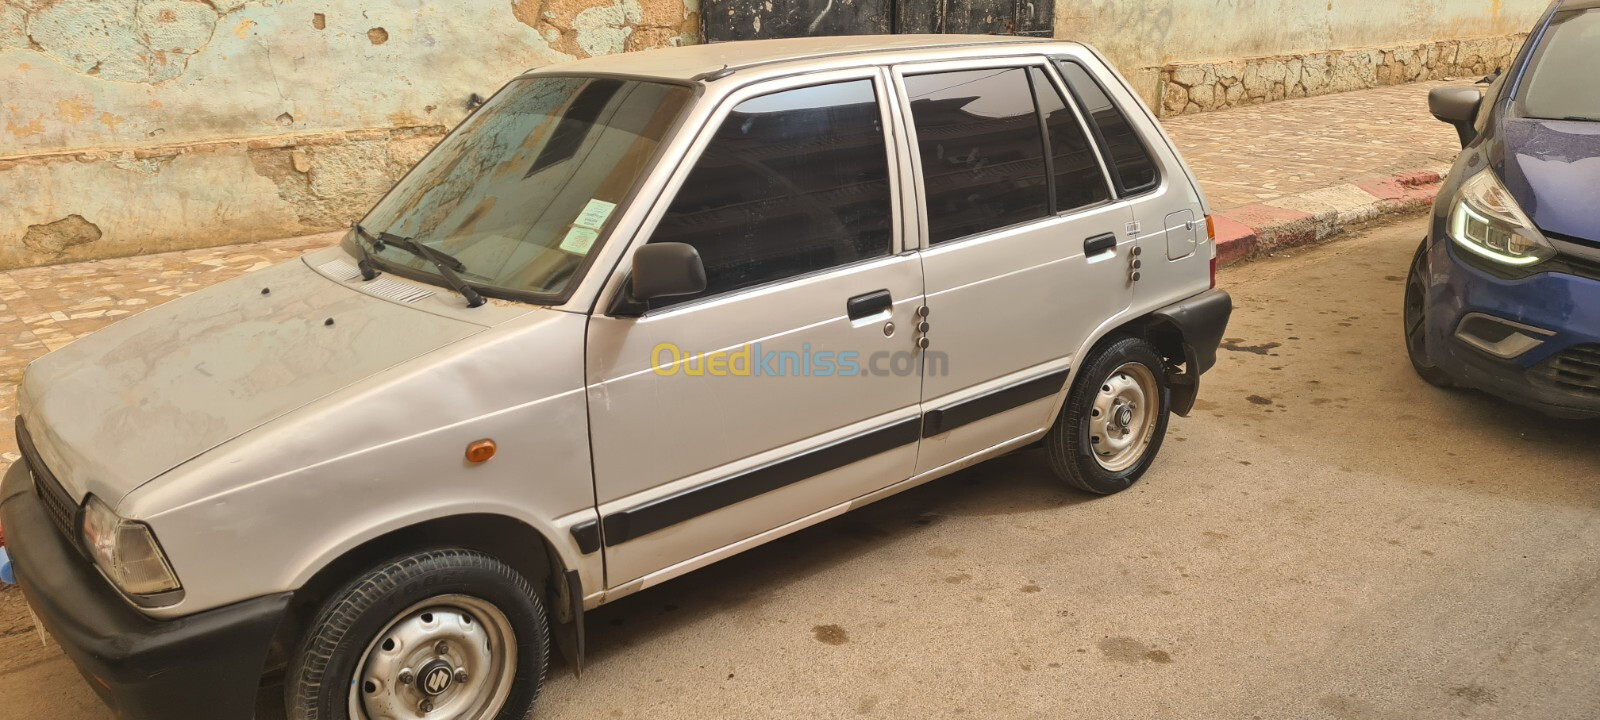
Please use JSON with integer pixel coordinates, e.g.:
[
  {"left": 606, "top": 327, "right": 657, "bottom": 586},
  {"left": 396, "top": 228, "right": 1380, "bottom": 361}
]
[{"left": 1405, "top": 0, "right": 1600, "bottom": 418}]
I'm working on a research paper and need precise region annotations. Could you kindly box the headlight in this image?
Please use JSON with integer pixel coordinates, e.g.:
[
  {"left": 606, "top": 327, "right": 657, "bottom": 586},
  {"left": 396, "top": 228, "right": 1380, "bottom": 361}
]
[
  {"left": 81, "top": 495, "right": 182, "bottom": 597},
  {"left": 1447, "top": 171, "right": 1555, "bottom": 266}
]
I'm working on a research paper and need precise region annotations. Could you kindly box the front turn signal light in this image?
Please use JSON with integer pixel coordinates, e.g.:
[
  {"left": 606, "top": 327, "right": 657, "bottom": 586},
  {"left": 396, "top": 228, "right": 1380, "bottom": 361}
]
[{"left": 466, "top": 439, "right": 497, "bottom": 463}]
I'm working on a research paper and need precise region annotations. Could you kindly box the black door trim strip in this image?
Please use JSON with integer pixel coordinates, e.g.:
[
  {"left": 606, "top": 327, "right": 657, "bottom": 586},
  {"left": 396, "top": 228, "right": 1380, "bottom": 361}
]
[
  {"left": 601, "top": 417, "right": 921, "bottom": 547},
  {"left": 570, "top": 520, "right": 601, "bottom": 555},
  {"left": 921, "top": 368, "right": 1071, "bottom": 438}
]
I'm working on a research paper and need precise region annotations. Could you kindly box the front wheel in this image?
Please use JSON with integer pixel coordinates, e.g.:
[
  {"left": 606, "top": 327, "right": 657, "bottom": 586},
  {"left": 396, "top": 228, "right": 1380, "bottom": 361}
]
[
  {"left": 1044, "top": 336, "right": 1171, "bottom": 495},
  {"left": 1403, "top": 239, "right": 1454, "bottom": 388},
  {"left": 287, "top": 548, "right": 549, "bottom": 720}
]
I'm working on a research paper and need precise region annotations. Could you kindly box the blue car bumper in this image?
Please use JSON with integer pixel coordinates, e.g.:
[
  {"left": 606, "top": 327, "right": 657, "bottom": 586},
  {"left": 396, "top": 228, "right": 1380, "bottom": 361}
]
[{"left": 1424, "top": 233, "right": 1600, "bottom": 418}]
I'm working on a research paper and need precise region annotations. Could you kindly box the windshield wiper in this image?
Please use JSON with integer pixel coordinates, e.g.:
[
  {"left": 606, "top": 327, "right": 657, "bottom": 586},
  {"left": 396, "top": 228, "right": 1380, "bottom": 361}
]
[
  {"left": 375, "top": 231, "right": 469, "bottom": 273},
  {"left": 375, "top": 231, "right": 487, "bottom": 308},
  {"left": 349, "top": 222, "right": 381, "bottom": 280}
]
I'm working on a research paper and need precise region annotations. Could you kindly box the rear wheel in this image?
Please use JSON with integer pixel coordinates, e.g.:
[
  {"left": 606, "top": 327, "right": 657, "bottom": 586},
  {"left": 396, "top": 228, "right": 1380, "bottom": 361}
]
[
  {"left": 1404, "top": 239, "right": 1454, "bottom": 388},
  {"left": 1044, "top": 336, "right": 1171, "bottom": 495},
  {"left": 287, "top": 549, "right": 549, "bottom": 720}
]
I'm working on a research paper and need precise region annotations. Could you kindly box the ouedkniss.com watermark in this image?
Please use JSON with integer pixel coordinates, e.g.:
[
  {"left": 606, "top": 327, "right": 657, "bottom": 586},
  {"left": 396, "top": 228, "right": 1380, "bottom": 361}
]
[{"left": 651, "top": 342, "right": 948, "bottom": 377}]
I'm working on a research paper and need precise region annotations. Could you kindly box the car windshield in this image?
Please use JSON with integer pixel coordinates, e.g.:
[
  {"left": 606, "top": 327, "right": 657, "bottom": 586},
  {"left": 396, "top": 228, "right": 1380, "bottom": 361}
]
[
  {"left": 355, "top": 75, "right": 693, "bottom": 300},
  {"left": 1520, "top": 8, "right": 1600, "bottom": 122}
]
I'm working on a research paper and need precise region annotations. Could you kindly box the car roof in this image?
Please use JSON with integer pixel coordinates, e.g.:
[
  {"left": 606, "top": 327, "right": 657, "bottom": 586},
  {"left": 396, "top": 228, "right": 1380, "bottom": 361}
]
[{"left": 528, "top": 34, "right": 1062, "bottom": 81}]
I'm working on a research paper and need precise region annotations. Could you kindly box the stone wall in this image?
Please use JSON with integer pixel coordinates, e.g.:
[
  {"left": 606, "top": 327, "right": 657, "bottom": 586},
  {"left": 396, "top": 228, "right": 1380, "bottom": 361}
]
[
  {"left": 1156, "top": 34, "right": 1526, "bottom": 116},
  {"left": 1059, "top": 0, "right": 1545, "bottom": 112}
]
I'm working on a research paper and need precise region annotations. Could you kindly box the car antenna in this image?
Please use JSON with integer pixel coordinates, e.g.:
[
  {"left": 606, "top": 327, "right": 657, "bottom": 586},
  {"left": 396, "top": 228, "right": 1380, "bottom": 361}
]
[{"left": 699, "top": 65, "right": 735, "bottom": 82}]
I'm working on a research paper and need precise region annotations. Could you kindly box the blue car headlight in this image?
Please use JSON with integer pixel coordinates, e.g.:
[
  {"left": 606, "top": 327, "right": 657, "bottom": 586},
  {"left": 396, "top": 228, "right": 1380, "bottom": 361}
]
[{"left": 1447, "top": 171, "right": 1556, "bottom": 267}]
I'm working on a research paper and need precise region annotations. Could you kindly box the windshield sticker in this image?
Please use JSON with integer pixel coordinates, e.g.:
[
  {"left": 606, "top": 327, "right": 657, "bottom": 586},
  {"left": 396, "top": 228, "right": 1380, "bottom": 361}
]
[
  {"left": 559, "top": 227, "right": 600, "bottom": 255},
  {"left": 574, "top": 198, "right": 617, "bottom": 230}
]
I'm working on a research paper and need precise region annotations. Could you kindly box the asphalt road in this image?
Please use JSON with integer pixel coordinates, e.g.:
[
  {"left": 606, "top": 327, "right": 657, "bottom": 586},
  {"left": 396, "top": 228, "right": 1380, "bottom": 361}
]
[{"left": 2, "top": 216, "right": 1597, "bottom": 719}]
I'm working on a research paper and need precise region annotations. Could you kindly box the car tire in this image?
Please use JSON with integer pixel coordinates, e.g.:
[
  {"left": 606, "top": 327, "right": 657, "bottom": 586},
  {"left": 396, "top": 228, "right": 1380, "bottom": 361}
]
[
  {"left": 1044, "top": 335, "right": 1171, "bottom": 495},
  {"left": 1403, "top": 239, "right": 1454, "bottom": 388},
  {"left": 286, "top": 548, "right": 549, "bottom": 720}
]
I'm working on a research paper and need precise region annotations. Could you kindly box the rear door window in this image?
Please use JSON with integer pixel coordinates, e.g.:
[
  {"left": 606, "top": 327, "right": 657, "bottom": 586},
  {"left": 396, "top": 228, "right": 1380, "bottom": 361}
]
[
  {"left": 1054, "top": 59, "right": 1160, "bottom": 195},
  {"left": 1029, "top": 67, "right": 1112, "bottom": 212},
  {"left": 903, "top": 67, "right": 1051, "bottom": 244}
]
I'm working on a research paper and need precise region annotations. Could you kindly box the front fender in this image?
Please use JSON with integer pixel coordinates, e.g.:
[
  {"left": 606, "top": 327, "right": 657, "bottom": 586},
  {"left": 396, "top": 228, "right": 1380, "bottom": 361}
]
[{"left": 124, "top": 310, "right": 599, "bottom": 620}]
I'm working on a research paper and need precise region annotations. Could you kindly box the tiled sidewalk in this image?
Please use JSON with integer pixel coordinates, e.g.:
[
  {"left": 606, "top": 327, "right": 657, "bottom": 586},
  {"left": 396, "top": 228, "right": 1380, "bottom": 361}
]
[
  {"left": 0, "top": 81, "right": 1462, "bottom": 468},
  {"left": 1166, "top": 81, "right": 1459, "bottom": 211}
]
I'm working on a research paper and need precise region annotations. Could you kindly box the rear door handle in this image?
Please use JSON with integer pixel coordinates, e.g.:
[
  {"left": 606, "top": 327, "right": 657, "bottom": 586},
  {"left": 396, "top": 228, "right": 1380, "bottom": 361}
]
[
  {"left": 847, "top": 289, "right": 892, "bottom": 320},
  {"left": 1084, "top": 232, "right": 1117, "bottom": 256}
]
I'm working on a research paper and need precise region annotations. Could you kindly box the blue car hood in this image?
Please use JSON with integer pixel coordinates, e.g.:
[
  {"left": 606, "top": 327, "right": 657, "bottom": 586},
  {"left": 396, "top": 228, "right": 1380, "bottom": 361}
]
[{"left": 1499, "top": 118, "right": 1600, "bottom": 245}]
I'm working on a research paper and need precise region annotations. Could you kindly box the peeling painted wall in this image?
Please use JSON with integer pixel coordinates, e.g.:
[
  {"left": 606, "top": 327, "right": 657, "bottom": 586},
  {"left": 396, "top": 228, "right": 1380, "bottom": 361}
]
[
  {"left": 0, "top": 0, "right": 698, "bottom": 269},
  {"left": 0, "top": 0, "right": 1545, "bottom": 270}
]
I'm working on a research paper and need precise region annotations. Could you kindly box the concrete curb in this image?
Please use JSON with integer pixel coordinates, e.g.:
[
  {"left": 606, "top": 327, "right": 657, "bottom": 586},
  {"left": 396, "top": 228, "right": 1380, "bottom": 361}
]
[{"left": 1211, "top": 168, "right": 1447, "bottom": 267}]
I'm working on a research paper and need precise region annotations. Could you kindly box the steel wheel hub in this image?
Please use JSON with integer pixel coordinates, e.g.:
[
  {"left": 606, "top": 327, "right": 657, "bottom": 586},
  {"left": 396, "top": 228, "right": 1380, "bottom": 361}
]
[
  {"left": 1088, "top": 362, "right": 1160, "bottom": 472},
  {"left": 351, "top": 595, "right": 517, "bottom": 720}
]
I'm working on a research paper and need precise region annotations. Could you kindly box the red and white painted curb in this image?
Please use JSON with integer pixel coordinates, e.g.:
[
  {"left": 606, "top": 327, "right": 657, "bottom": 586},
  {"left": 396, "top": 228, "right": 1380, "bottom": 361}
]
[{"left": 1212, "top": 168, "right": 1447, "bottom": 268}]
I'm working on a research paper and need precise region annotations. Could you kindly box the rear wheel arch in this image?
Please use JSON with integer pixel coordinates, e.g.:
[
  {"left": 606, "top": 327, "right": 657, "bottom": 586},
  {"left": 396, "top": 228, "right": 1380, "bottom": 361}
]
[
  {"left": 268, "top": 514, "right": 582, "bottom": 677},
  {"left": 1118, "top": 295, "right": 1232, "bottom": 416},
  {"left": 1046, "top": 314, "right": 1188, "bottom": 427}
]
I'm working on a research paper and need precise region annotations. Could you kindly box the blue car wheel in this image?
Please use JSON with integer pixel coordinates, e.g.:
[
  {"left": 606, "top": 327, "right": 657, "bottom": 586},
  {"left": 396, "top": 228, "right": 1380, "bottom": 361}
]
[{"left": 1404, "top": 239, "right": 1455, "bottom": 388}]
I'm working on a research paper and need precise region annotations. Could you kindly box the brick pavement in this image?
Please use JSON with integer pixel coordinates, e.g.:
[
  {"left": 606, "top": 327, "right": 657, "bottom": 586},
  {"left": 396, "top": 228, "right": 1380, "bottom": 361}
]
[
  {"left": 1167, "top": 81, "right": 1459, "bottom": 211},
  {"left": 0, "top": 81, "right": 1464, "bottom": 469}
]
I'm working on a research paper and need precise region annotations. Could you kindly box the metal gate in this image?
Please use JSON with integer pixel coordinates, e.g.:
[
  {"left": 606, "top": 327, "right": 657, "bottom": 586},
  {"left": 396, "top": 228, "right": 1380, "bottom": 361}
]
[{"left": 702, "top": 0, "right": 1054, "bottom": 43}]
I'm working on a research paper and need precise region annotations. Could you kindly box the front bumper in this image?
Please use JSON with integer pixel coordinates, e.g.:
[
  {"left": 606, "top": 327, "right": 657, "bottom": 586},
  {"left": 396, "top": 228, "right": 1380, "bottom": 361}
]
[
  {"left": 1424, "top": 235, "right": 1600, "bottom": 418},
  {"left": 0, "top": 461, "right": 290, "bottom": 720}
]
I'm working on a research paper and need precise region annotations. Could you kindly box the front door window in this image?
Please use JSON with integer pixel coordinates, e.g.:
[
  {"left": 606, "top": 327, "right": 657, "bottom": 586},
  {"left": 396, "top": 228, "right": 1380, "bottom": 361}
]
[{"left": 647, "top": 80, "right": 894, "bottom": 306}]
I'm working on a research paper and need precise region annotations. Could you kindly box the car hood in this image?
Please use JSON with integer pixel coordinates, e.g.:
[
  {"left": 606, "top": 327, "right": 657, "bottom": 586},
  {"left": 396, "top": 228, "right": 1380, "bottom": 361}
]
[
  {"left": 17, "top": 255, "right": 484, "bottom": 504},
  {"left": 1498, "top": 118, "right": 1600, "bottom": 245}
]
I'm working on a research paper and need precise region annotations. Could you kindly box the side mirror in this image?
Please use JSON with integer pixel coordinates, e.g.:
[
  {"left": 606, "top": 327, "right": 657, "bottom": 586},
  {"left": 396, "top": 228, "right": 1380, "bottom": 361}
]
[
  {"left": 1429, "top": 86, "right": 1484, "bottom": 148},
  {"left": 630, "top": 242, "right": 707, "bottom": 302}
]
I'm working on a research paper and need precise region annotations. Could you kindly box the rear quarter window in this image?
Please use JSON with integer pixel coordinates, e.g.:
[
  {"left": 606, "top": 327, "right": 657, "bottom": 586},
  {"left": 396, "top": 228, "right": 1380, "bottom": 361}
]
[{"left": 1054, "top": 58, "right": 1160, "bottom": 196}]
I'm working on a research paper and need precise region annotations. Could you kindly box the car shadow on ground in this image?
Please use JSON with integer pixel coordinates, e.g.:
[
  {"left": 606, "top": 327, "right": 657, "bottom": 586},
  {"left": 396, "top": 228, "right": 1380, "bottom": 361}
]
[
  {"left": 569, "top": 448, "right": 1092, "bottom": 669},
  {"left": 250, "top": 448, "right": 1093, "bottom": 719}
]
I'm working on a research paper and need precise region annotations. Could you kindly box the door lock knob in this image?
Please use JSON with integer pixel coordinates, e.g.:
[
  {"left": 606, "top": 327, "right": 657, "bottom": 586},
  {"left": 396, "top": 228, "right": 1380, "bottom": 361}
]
[
  {"left": 916, "top": 321, "right": 930, "bottom": 333},
  {"left": 1129, "top": 270, "right": 1142, "bottom": 282},
  {"left": 883, "top": 321, "right": 895, "bottom": 337},
  {"left": 916, "top": 305, "right": 930, "bottom": 318},
  {"left": 916, "top": 336, "right": 931, "bottom": 349},
  {"left": 1131, "top": 258, "right": 1142, "bottom": 269},
  {"left": 1132, "top": 245, "right": 1143, "bottom": 256}
]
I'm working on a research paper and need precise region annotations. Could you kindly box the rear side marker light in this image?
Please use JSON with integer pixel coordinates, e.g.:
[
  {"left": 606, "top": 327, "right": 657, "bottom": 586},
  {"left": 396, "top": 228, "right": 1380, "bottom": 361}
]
[{"left": 1206, "top": 215, "right": 1218, "bottom": 288}]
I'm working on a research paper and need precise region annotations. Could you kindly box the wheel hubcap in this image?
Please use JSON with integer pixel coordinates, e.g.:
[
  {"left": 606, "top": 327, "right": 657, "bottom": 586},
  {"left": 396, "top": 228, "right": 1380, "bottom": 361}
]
[
  {"left": 1088, "top": 362, "right": 1160, "bottom": 472},
  {"left": 351, "top": 595, "right": 516, "bottom": 720}
]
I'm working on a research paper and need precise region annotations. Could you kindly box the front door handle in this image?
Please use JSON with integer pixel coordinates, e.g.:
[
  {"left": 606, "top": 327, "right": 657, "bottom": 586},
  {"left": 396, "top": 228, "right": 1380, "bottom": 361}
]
[
  {"left": 846, "top": 289, "right": 892, "bottom": 320},
  {"left": 1084, "top": 232, "right": 1118, "bottom": 256}
]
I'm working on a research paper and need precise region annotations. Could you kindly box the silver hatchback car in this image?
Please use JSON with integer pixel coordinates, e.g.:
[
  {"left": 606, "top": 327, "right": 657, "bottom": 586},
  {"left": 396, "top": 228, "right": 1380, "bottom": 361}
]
[{"left": 2, "top": 35, "right": 1230, "bottom": 720}]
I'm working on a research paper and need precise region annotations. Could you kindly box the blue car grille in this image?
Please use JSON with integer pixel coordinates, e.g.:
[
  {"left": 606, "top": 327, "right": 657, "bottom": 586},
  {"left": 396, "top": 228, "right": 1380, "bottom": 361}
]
[
  {"left": 1528, "top": 345, "right": 1600, "bottom": 399},
  {"left": 14, "top": 417, "right": 81, "bottom": 546}
]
